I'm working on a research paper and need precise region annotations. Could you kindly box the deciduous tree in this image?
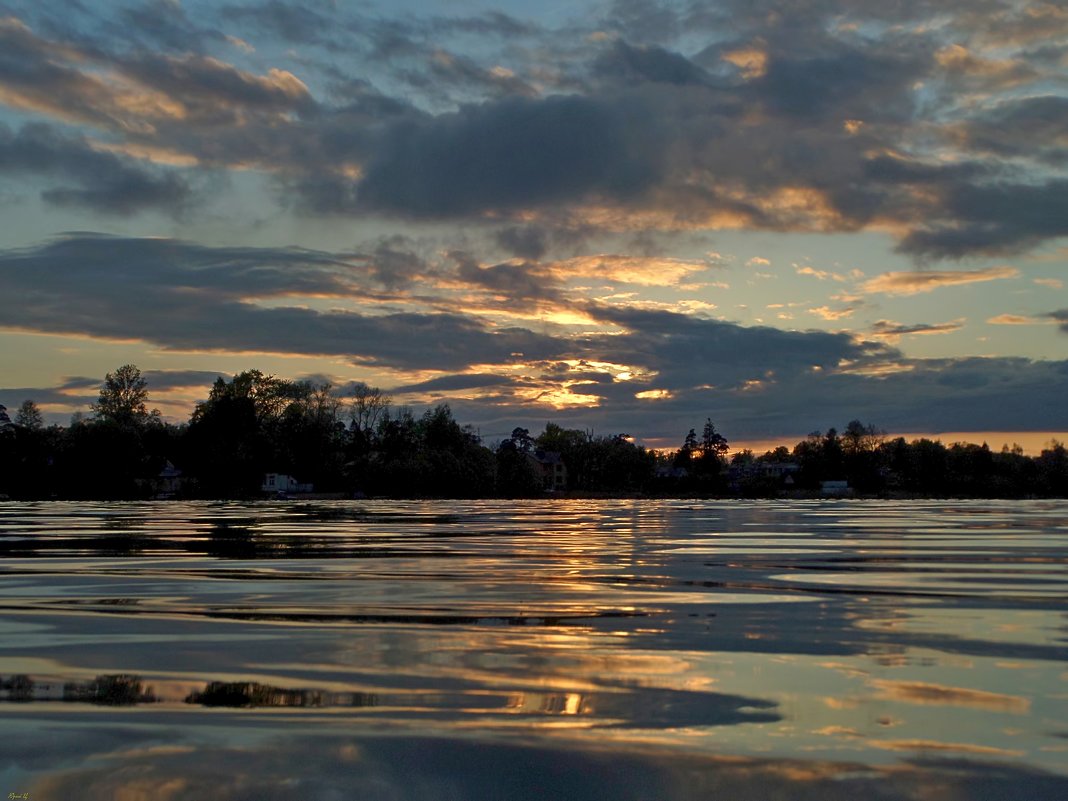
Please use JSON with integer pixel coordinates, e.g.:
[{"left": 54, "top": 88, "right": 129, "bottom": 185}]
[{"left": 92, "top": 365, "right": 157, "bottom": 428}]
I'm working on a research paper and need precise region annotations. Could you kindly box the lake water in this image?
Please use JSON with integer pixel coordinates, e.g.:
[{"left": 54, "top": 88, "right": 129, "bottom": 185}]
[{"left": 0, "top": 499, "right": 1066, "bottom": 800}]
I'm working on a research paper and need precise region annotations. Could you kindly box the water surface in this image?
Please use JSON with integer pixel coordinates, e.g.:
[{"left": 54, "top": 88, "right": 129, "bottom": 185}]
[{"left": 1, "top": 500, "right": 1066, "bottom": 799}]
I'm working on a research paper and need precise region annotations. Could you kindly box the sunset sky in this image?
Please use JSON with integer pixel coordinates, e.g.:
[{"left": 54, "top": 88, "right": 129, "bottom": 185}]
[{"left": 0, "top": 0, "right": 1066, "bottom": 449}]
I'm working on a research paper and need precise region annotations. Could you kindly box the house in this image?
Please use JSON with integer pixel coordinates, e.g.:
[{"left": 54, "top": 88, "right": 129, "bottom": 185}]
[
  {"left": 759, "top": 462, "right": 799, "bottom": 480},
  {"left": 154, "top": 461, "right": 184, "bottom": 498},
  {"left": 727, "top": 461, "right": 798, "bottom": 491},
  {"left": 531, "top": 450, "right": 567, "bottom": 492},
  {"left": 262, "top": 473, "right": 314, "bottom": 496},
  {"left": 820, "top": 479, "right": 853, "bottom": 497},
  {"left": 655, "top": 465, "right": 689, "bottom": 479}
]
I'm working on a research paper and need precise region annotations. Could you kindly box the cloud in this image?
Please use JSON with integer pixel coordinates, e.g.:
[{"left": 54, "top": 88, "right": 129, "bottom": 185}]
[
  {"left": 860, "top": 266, "right": 1019, "bottom": 296},
  {"left": 115, "top": 0, "right": 226, "bottom": 53},
  {"left": 986, "top": 314, "right": 1050, "bottom": 325},
  {"left": 957, "top": 95, "right": 1068, "bottom": 164},
  {"left": 2, "top": 7, "right": 1066, "bottom": 258},
  {"left": 220, "top": 1, "right": 335, "bottom": 47},
  {"left": 897, "top": 180, "right": 1068, "bottom": 259},
  {"left": 119, "top": 53, "right": 315, "bottom": 122},
  {"left": 0, "top": 122, "right": 193, "bottom": 215},
  {"left": 364, "top": 237, "right": 429, "bottom": 290},
  {"left": 0, "top": 16, "right": 315, "bottom": 135},
  {"left": 416, "top": 49, "right": 539, "bottom": 99},
  {"left": 795, "top": 265, "right": 846, "bottom": 281},
  {"left": 2, "top": 234, "right": 1064, "bottom": 440},
  {"left": 554, "top": 254, "right": 711, "bottom": 286},
  {"left": 453, "top": 254, "right": 563, "bottom": 304},
  {"left": 1050, "top": 309, "right": 1068, "bottom": 333},
  {"left": 0, "top": 369, "right": 231, "bottom": 413},
  {"left": 355, "top": 93, "right": 662, "bottom": 218},
  {"left": 390, "top": 373, "right": 514, "bottom": 395},
  {"left": 432, "top": 11, "right": 539, "bottom": 38},
  {"left": 809, "top": 306, "right": 856, "bottom": 321},
  {"left": 494, "top": 226, "right": 550, "bottom": 260},
  {"left": 869, "top": 319, "right": 966, "bottom": 341},
  {"left": 0, "top": 234, "right": 567, "bottom": 371},
  {"left": 593, "top": 39, "right": 712, "bottom": 86}
]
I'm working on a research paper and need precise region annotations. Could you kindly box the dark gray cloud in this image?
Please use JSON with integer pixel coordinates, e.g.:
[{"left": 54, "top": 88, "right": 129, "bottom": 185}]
[
  {"left": 3, "top": 234, "right": 1063, "bottom": 439},
  {"left": 1050, "top": 310, "right": 1068, "bottom": 334},
  {"left": 960, "top": 96, "right": 1068, "bottom": 164},
  {"left": 594, "top": 40, "right": 712, "bottom": 86},
  {"left": 356, "top": 93, "right": 663, "bottom": 218},
  {"left": 115, "top": 0, "right": 225, "bottom": 53},
  {"left": 494, "top": 226, "right": 550, "bottom": 260},
  {"left": 220, "top": 0, "right": 342, "bottom": 49},
  {"left": 0, "top": 16, "right": 122, "bottom": 128},
  {"left": 0, "top": 123, "right": 193, "bottom": 215},
  {"left": 870, "top": 320, "right": 965, "bottom": 339},
  {"left": 452, "top": 252, "right": 562, "bottom": 303},
  {"left": 0, "top": 370, "right": 230, "bottom": 412},
  {"left": 584, "top": 305, "right": 893, "bottom": 389},
  {"left": 432, "top": 11, "right": 538, "bottom": 38},
  {"left": 0, "top": 385, "right": 96, "bottom": 409},
  {"left": 765, "top": 47, "right": 928, "bottom": 120},
  {"left": 463, "top": 355, "right": 1068, "bottom": 443},
  {"left": 360, "top": 236, "right": 429, "bottom": 290},
  {"left": 391, "top": 373, "right": 514, "bottom": 394},
  {"left": 602, "top": 0, "right": 685, "bottom": 44},
  {"left": 417, "top": 49, "right": 539, "bottom": 99},
  {"left": 140, "top": 370, "right": 234, "bottom": 390},
  {"left": 0, "top": 234, "right": 565, "bottom": 371},
  {"left": 898, "top": 179, "right": 1068, "bottom": 259},
  {"left": 0, "top": 15, "right": 315, "bottom": 136},
  {"left": 120, "top": 52, "right": 317, "bottom": 123},
  {"left": 4, "top": 4, "right": 1066, "bottom": 259}
]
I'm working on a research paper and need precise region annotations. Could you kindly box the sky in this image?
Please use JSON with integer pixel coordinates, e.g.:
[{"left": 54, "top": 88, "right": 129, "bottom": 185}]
[{"left": 0, "top": 0, "right": 1066, "bottom": 450}]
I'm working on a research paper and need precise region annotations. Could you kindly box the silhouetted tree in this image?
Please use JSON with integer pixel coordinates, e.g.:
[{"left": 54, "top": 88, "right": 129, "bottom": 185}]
[
  {"left": 674, "top": 428, "right": 698, "bottom": 468},
  {"left": 700, "top": 419, "right": 729, "bottom": 458},
  {"left": 349, "top": 382, "right": 391, "bottom": 435},
  {"left": 15, "top": 400, "right": 43, "bottom": 430},
  {"left": 185, "top": 371, "right": 297, "bottom": 496},
  {"left": 1037, "top": 441, "right": 1068, "bottom": 496},
  {"left": 92, "top": 365, "right": 158, "bottom": 428},
  {"left": 496, "top": 430, "right": 543, "bottom": 497},
  {"left": 842, "top": 420, "right": 885, "bottom": 492}
]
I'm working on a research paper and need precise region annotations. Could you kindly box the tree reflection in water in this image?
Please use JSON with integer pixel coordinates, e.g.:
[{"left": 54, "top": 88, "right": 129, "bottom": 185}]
[{"left": 186, "top": 681, "right": 377, "bottom": 708}]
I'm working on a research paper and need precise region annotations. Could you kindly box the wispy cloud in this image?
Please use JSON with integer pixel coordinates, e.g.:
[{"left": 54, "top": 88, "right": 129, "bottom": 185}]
[
  {"left": 1034, "top": 277, "right": 1064, "bottom": 289},
  {"left": 860, "top": 267, "right": 1019, "bottom": 296},
  {"left": 986, "top": 314, "right": 1052, "bottom": 325},
  {"left": 809, "top": 306, "right": 856, "bottom": 321},
  {"left": 869, "top": 319, "right": 966, "bottom": 341}
]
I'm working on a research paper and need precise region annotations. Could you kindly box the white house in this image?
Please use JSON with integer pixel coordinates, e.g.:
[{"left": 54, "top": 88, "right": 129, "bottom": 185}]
[
  {"left": 820, "top": 479, "right": 853, "bottom": 497},
  {"left": 262, "top": 473, "right": 314, "bottom": 495}
]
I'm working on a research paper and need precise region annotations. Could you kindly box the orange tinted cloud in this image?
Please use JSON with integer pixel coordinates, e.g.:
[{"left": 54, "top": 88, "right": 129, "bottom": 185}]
[{"left": 860, "top": 266, "right": 1019, "bottom": 296}]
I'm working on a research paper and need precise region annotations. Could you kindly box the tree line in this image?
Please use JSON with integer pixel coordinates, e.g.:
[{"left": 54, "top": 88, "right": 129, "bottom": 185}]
[{"left": 0, "top": 365, "right": 1065, "bottom": 499}]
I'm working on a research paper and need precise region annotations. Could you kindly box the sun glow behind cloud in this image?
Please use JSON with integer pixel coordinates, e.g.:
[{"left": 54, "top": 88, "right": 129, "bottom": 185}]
[{"left": 0, "top": 0, "right": 1064, "bottom": 442}]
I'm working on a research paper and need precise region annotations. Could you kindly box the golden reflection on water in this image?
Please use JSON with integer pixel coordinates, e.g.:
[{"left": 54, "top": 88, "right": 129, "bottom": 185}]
[
  {"left": 869, "top": 679, "right": 1031, "bottom": 713},
  {"left": 1, "top": 499, "right": 1067, "bottom": 799}
]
